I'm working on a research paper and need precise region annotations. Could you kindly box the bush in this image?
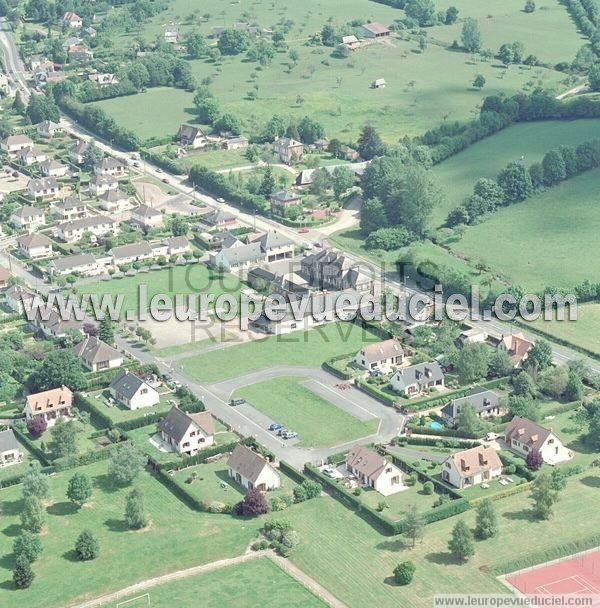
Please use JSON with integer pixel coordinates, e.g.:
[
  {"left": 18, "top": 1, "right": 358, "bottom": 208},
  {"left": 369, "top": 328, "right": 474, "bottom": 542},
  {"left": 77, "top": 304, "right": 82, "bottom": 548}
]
[
  {"left": 251, "top": 539, "right": 269, "bottom": 551},
  {"left": 74, "top": 530, "right": 100, "bottom": 561},
  {"left": 405, "top": 474, "right": 416, "bottom": 486},
  {"left": 394, "top": 561, "right": 416, "bottom": 585},
  {"left": 233, "top": 488, "right": 269, "bottom": 517},
  {"left": 293, "top": 480, "right": 321, "bottom": 503},
  {"left": 13, "top": 531, "right": 43, "bottom": 563},
  {"left": 422, "top": 481, "right": 434, "bottom": 495},
  {"left": 27, "top": 417, "right": 47, "bottom": 439},
  {"left": 13, "top": 554, "right": 34, "bottom": 589}
]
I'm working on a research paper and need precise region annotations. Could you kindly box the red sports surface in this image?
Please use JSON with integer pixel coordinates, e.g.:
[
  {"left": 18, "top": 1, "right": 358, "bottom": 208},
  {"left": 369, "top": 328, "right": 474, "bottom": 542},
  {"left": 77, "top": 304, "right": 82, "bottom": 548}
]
[{"left": 506, "top": 550, "right": 600, "bottom": 605}]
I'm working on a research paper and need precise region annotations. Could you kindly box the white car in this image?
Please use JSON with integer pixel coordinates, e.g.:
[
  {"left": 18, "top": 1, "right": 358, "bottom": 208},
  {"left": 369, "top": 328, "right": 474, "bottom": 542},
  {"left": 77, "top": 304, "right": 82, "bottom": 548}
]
[{"left": 485, "top": 432, "right": 500, "bottom": 441}]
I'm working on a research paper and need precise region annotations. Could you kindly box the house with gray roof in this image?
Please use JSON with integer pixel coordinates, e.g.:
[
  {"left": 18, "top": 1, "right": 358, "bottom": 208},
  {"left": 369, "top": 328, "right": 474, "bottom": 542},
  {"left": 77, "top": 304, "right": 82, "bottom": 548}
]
[
  {"left": 203, "top": 209, "right": 237, "bottom": 228},
  {"left": 98, "top": 189, "right": 129, "bottom": 212},
  {"left": 158, "top": 406, "right": 215, "bottom": 456},
  {"left": 109, "top": 369, "right": 159, "bottom": 410},
  {"left": 390, "top": 362, "right": 444, "bottom": 397},
  {"left": 31, "top": 308, "right": 84, "bottom": 339},
  {"left": 47, "top": 253, "right": 100, "bottom": 276},
  {"left": 440, "top": 387, "right": 503, "bottom": 426},
  {"left": 131, "top": 204, "right": 163, "bottom": 231},
  {"left": 16, "top": 233, "right": 53, "bottom": 259},
  {"left": 73, "top": 336, "right": 123, "bottom": 372},
  {"left": 227, "top": 444, "right": 280, "bottom": 491},
  {"left": 176, "top": 124, "right": 207, "bottom": 149},
  {"left": 0, "top": 429, "right": 22, "bottom": 468}
]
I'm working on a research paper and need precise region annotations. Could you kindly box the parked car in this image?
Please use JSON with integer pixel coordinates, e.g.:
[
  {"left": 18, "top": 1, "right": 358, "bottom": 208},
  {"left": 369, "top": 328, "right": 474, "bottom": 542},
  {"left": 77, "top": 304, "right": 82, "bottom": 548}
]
[
  {"left": 298, "top": 227, "right": 309, "bottom": 234},
  {"left": 322, "top": 467, "right": 336, "bottom": 477},
  {"left": 230, "top": 398, "right": 246, "bottom": 407},
  {"left": 281, "top": 430, "right": 298, "bottom": 440},
  {"left": 485, "top": 432, "right": 500, "bottom": 441},
  {"left": 268, "top": 423, "right": 283, "bottom": 431}
]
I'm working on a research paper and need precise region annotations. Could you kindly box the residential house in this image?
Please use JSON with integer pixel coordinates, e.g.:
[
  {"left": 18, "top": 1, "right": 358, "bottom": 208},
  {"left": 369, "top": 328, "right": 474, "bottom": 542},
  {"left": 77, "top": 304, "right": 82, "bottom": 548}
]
[
  {"left": 32, "top": 308, "right": 83, "bottom": 339},
  {"left": 109, "top": 369, "right": 160, "bottom": 410},
  {"left": 270, "top": 190, "right": 302, "bottom": 216},
  {"left": 166, "top": 236, "right": 191, "bottom": 256},
  {"left": 84, "top": 26, "right": 97, "bottom": 38},
  {"left": 11, "top": 206, "right": 45, "bottom": 232},
  {"left": 0, "top": 265, "right": 10, "bottom": 289},
  {"left": 95, "top": 157, "right": 126, "bottom": 177},
  {"left": 98, "top": 189, "right": 129, "bottom": 212},
  {"left": 441, "top": 445, "right": 503, "bottom": 489},
  {"left": 16, "top": 233, "right": 52, "bottom": 259},
  {"left": 63, "top": 11, "right": 82, "bottom": 28},
  {"left": 73, "top": 336, "right": 123, "bottom": 372},
  {"left": 55, "top": 196, "right": 87, "bottom": 221},
  {"left": 390, "top": 362, "right": 445, "bottom": 397},
  {"left": 111, "top": 242, "right": 156, "bottom": 266},
  {"left": 164, "top": 24, "right": 179, "bottom": 44},
  {"left": 89, "top": 174, "right": 119, "bottom": 196},
  {"left": 339, "top": 145, "right": 360, "bottom": 160},
  {"left": 252, "top": 231, "right": 294, "bottom": 263},
  {"left": 498, "top": 332, "right": 535, "bottom": 368},
  {"left": 36, "top": 120, "right": 63, "bottom": 138},
  {"left": 504, "top": 416, "right": 572, "bottom": 465},
  {"left": 227, "top": 444, "right": 281, "bottom": 491},
  {"left": 203, "top": 209, "right": 237, "bottom": 229},
  {"left": 272, "top": 137, "right": 304, "bottom": 164},
  {"left": 24, "top": 386, "right": 73, "bottom": 427},
  {"left": 0, "top": 429, "right": 22, "bottom": 468},
  {"left": 0, "top": 134, "right": 33, "bottom": 154},
  {"left": 222, "top": 136, "right": 248, "bottom": 150},
  {"left": 68, "top": 44, "right": 93, "bottom": 62},
  {"left": 440, "top": 387, "right": 503, "bottom": 426},
  {"left": 176, "top": 124, "right": 207, "bottom": 149},
  {"left": 28, "top": 177, "right": 59, "bottom": 200},
  {"left": 300, "top": 248, "right": 373, "bottom": 293},
  {"left": 69, "top": 140, "right": 89, "bottom": 164},
  {"left": 158, "top": 406, "right": 215, "bottom": 456},
  {"left": 354, "top": 338, "right": 404, "bottom": 373},
  {"left": 5, "top": 285, "right": 36, "bottom": 313},
  {"left": 88, "top": 72, "right": 119, "bottom": 86},
  {"left": 17, "top": 147, "right": 47, "bottom": 166},
  {"left": 371, "top": 78, "right": 386, "bottom": 89},
  {"left": 345, "top": 445, "right": 404, "bottom": 496},
  {"left": 47, "top": 253, "right": 100, "bottom": 277},
  {"left": 455, "top": 328, "right": 488, "bottom": 348},
  {"left": 362, "top": 22, "right": 391, "bottom": 38},
  {"left": 342, "top": 34, "right": 360, "bottom": 49},
  {"left": 55, "top": 215, "right": 118, "bottom": 243},
  {"left": 208, "top": 230, "right": 242, "bottom": 250},
  {"left": 40, "top": 159, "right": 68, "bottom": 177},
  {"left": 208, "top": 231, "right": 293, "bottom": 271},
  {"left": 131, "top": 204, "right": 163, "bottom": 231}
]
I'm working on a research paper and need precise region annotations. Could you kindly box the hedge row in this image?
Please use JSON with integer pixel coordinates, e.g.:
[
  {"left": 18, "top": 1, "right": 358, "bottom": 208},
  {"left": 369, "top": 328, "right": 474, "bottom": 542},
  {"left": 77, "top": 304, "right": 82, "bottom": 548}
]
[
  {"left": 12, "top": 425, "right": 52, "bottom": 467},
  {"left": 469, "top": 480, "right": 533, "bottom": 507},
  {"left": 0, "top": 465, "right": 55, "bottom": 489},
  {"left": 153, "top": 440, "right": 238, "bottom": 473},
  {"left": 490, "top": 533, "right": 600, "bottom": 575},
  {"left": 394, "top": 436, "right": 480, "bottom": 450},
  {"left": 140, "top": 149, "right": 186, "bottom": 175},
  {"left": 356, "top": 379, "right": 397, "bottom": 406},
  {"left": 322, "top": 360, "right": 353, "bottom": 380},
  {"left": 52, "top": 443, "right": 114, "bottom": 472}
]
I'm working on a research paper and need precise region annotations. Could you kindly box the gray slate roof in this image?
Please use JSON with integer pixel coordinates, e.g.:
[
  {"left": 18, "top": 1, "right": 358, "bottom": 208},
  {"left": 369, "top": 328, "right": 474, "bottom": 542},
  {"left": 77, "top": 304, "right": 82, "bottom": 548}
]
[
  {"left": 158, "top": 406, "right": 214, "bottom": 443},
  {"left": 440, "top": 387, "right": 500, "bottom": 421},
  {"left": 109, "top": 370, "right": 147, "bottom": 400},
  {"left": 392, "top": 362, "right": 444, "bottom": 391},
  {"left": 73, "top": 336, "right": 121, "bottom": 365},
  {"left": 0, "top": 429, "right": 19, "bottom": 453}
]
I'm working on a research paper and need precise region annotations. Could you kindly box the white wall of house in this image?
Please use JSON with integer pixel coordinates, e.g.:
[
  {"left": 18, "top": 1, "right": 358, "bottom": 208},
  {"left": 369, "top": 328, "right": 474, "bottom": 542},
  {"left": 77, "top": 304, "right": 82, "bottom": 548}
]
[
  {"left": 163, "top": 424, "right": 214, "bottom": 456},
  {"left": 111, "top": 384, "right": 159, "bottom": 410},
  {"left": 0, "top": 447, "right": 22, "bottom": 467},
  {"left": 441, "top": 460, "right": 502, "bottom": 489},
  {"left": 229, "top": 465, "right": 281, "bottom": 491}
]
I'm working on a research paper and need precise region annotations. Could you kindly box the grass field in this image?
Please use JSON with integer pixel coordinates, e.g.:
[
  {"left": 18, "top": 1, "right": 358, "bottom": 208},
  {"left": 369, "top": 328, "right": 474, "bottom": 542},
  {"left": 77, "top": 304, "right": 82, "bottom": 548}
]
[
  {"left": 234, "top": 376, "right": 380, "bottom": 448},
  {"left": 285, "top": 471, "right": 600, "bottom": 608},
  {"left": 430, "top": 119, "right": 600, "bottom": 227},
  {"left": 0, "top": 462, "right": 256, "bottom": 608},
  {"left": 428, "top": 0, "right": 583, "bottom": 65},
  {"left": 179, "top": 322, "right": 382, "bottom": 383},
  {"left": 104, "top": 557, "right": 328, "bottom": 608},
  {"left": 77, "top": 264, "right": 244, "bottom": 316},
  {"left": 453, "top": 168, "right": 600, "bottom": 290},
  {"left": 524, "top": 303, "right": 600, "bottom": 356}
]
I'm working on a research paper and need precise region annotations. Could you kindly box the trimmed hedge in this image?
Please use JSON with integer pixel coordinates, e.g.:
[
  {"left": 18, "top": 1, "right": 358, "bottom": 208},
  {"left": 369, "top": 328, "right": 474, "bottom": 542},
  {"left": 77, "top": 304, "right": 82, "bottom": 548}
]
[
  {"left": 140, "top": 149, "right": 185, "bottom": 175},
  {"left": 394, "top": 436, "right": 480, "bottom": 450},
  {"left": 12, "top": 425, "right": 52, "bottom": 467},
  {"left": 153, "top": 440, "right": 238, "bottom": 473},
  {"left": 0, "top": 465, "right": 55, "bottom": 489},
  {"left": 469, "top": 480, "right": 533, "bottom": 506},
  {"left": 52, "top": 444, "right": 113, "bottom": 472},
  {"left": 490, "top": 534, "right": 600, "bottom": 575},
  {"left": 356, "top": 379, "right": 397, "bottom": 406}
]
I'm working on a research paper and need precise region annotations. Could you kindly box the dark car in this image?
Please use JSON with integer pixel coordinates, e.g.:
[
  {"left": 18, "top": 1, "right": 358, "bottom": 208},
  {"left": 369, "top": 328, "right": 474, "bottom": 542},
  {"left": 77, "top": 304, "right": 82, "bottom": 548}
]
[
  {"left": 230, "top": 398, "right": 246, "bottom": 407},
  {"left": 268, "top": 423, "right": 283, "bottom": 431}
]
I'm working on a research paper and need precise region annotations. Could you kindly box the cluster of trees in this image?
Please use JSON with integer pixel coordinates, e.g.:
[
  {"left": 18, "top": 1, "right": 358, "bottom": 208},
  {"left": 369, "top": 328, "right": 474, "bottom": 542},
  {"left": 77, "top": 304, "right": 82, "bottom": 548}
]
[
  {"left": 403, "top": 0, "right": 459, "bottom": 27},
  {"left": 447, "top": 138, "right": 600, "bottom": 227},
  {"left": 192, "top": 86, "right": 242, "bottom": 135},
  {"left": 497, "top": 41, "right": 538, "bottom": 67},
  {"left": 259, "top": 113, "right": 326, "bottom": 145},
  {"left": 563, "top": 0, "right": 599, "bottom": 39}
]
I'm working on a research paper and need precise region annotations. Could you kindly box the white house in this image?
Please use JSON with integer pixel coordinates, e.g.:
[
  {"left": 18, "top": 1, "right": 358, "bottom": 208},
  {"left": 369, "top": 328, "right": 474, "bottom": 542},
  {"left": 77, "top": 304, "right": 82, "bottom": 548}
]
[
  {"left": 24, "top": 386, "right": 73, "bottom": 427},
  {"left": 17, "top": 147, "right": 47, "bottom": 166},
  {"left": 69, "top": 140, "right": 89, "bottom": 164},
  {"left": 354, "top": 338, "right": 404, "bottom": 373},
  {"left": 15, "top": 233, "right": 53, "bottom": 259},
  {"left": 498, "top": 332, "right": 535, "bottom": 368},
  {"left": 40, "top": 159, "right": 68, "bottom": 178},
  {"left": 72, "top": 336, "right": 123, "bottom": 372},
  {"left": 36, "top": 120, "right": 63, "bottom": 138},
  {"left": 390, "top": 362, "right": 444, "bottom": 397},
  {"left": 5, "top": 285, "right": 37, "bottom": 313},
  {"left": 0, "top": 429, "right": 22, "bottom": 468},
  {"left": 11, "top": 206, "right": 45, "bottom": 232},
  {"left": 176, "top": 124, "right": 207, "bottom": 149},
  {"left": 94, "top": 157, "right": 126, "bottom": 177},
  {"left": 504, "top": 416, "right": 573, "bottom": 465},
  {"left": 98, "top": 189, "right": 129, "bottom": 212},
  {"left": 55, "top": 215, "right": 118, "bottom": 242},
  {"left": 109, "top": 369, "right": 160, "bottom": 410},
  {"left": 28, "top": 177, "right": 59, "bottom": 199},
  {"left": 158, "top": 406, "right": 215, "bottom": 456},
  {"left": 54, "top": 196, "right": 88, "bottom": 222},
  {"left": 441, "top": 445, "right": 503, "bottom": 489},
  {"left": 47, "top": 253, "right": 100, "bottom": 277},
  {"left": 227, "top": 444, "right": 281, "bottom": 491},
  {"left": 0, "top": 134, "right": 33, "bottom": 154},
  {"left": 89, "top": 175, "right": 119, "bottom": 196},
  {"left": 131, "top": 204, "right": 163, "bottom": 231},
  {"left": 62, "top": 11, "right": 83, "bottom": 28},
  {"left": 345, "top": 445, "right": 404, "bottom": 496}
]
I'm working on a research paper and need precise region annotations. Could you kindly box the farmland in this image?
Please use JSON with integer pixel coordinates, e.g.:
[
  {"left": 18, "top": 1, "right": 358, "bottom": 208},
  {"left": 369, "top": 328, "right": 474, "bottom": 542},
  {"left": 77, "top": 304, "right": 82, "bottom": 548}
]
[
  {"left": 234, "top": 376, "right": 380, "bottom": 447},
  {"left": 179, "top": 321, "right": 382, "bottom": 383}
]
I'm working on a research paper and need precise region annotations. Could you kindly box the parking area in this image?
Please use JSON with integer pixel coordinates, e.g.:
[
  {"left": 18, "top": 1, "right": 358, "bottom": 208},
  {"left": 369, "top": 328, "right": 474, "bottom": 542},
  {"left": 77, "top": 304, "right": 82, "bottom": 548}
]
[{"left": 0, "top": 165, "right": 28, "bottom": 193}]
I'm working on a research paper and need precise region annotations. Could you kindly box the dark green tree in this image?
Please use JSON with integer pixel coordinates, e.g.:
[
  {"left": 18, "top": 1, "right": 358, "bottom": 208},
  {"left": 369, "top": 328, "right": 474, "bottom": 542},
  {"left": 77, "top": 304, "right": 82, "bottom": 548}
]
[{"left": 448, "top": 520, "right": 475, "bottom": 561}]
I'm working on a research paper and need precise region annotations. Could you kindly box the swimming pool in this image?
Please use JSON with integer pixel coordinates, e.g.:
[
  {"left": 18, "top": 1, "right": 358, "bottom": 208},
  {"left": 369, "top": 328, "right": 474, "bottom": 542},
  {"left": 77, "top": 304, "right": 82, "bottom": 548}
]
[{"left": 428, "top": 421, "right": 444, "bottom": 430}]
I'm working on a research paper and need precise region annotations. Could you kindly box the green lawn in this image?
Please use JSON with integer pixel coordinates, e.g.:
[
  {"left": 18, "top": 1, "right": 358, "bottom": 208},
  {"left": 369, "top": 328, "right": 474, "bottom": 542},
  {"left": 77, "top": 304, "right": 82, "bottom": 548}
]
[
  {"left": 27, "top": 419, "right": 103, "bottom": 459},
  {"left": 428, "top": 0, "right": 582, "bottom": 65},
  {"left": 0, "top": 462, "right": 256, "bottom": 608},
  {"left": 86, "top": 388, "right": 177, "bottom": 424},
  {"left": 430, "top": 119, "right": 600, "bottom": 227},
  {"left": 358, "top": 482, "right": 441, "bottom": 521},
  {"left": 179, "top": 322, "right": 382, "bottom": 383},
  {"left": 453, "top": 168, "right": 600, "bottom": 290},
  {"left": 284, "top": 471, "right": 600, "bottom": 608},
  {"left": 0, "top": 440, "right": 37, "bottom": 485},
  {"left": 106, "top": 557, "right": 328, "bottom": 608},
  {"left": 234, "top": 376, "right": 380, "bottom": 448},
  {"left": 178, "top": 148, "right": 256, "bottom": 171},
  {"left": 77, "top": 264, "right": 244, "bottom": 316},
  {"left": 524, "top": 303, "right": 600, "bottom": 356},
  {"left": 172, "top": 457, "right": 298, "bottom": 506}
]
